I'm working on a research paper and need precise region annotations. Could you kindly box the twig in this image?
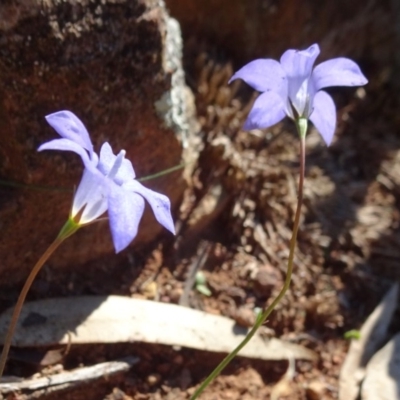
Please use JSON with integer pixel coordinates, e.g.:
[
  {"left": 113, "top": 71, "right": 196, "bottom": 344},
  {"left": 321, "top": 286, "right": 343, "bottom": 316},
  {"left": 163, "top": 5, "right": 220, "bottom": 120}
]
[
  {"left": 0, "top": 356, "right": 139, "bottom": 394},
  {"left": 179, "top": 241, "right": 212, "bottom": 306}
]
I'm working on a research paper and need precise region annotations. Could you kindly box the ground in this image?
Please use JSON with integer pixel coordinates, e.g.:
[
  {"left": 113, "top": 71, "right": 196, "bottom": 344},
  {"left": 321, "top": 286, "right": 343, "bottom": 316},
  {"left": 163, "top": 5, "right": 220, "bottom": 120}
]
[{"left": 1, "top": 46, "right": 399, "bottom": 399}]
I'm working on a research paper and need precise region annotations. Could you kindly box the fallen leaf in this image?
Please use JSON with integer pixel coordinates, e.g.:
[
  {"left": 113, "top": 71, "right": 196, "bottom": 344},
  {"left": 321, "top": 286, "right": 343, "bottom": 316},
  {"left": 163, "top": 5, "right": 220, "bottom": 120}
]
[
  {"left": 361, "top": 332, "right": 400, "bottom": 400},
  {"left": 0, "top": 296, "right": 316, "bottom": 361},
  {"left": 339, "top": 283, "right": 399, "bottom": 400}
]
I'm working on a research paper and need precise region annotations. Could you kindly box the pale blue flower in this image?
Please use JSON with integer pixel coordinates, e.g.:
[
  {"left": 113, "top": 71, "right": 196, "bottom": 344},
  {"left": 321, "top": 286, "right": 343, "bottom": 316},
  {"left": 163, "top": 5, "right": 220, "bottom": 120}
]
[
  {"left": 39, "top": 110, "right": 175, "bottom": 253},
  {"left": 229, "top": 44, "right": 368, "bottom": 145}
]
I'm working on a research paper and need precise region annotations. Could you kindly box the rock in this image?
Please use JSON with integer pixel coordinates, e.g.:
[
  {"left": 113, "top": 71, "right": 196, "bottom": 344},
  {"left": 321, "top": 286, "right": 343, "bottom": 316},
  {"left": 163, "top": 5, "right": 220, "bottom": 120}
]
[
  {"left": 361, "top": 332, "right": 400, "bottom": 400},
  {"left": 166, "top": 0, "right": 393, "bottom": 67},
  {"left": 253, "top": 265, "right": 282, "bottom": 298},
  {"left": 147, "top": 373, "right": 161, "bottom": 386},
  {"left": 231, "top": 306, "right": 256, "bottom": 328},
  {"left": 0, "top": 0, "right": 198, "bottom": 285},
  {"left": 306, "top": 380, "right": 327, "bottom": 400}
]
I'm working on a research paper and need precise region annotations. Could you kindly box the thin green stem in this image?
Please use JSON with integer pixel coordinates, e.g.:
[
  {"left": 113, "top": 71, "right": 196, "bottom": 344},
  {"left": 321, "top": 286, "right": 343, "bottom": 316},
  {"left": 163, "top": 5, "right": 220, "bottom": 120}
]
[
  {"left": 0, "top": 179, "right": 71, "bottom": 193},
  {"left": 0, "top": 163, "right": 185, "bottom": 192},
  {"left": 137, "top": 163, "right": 185, "bottom": 182},
  {"left": 190, "top": 124, "right": 307, "bottom": 399},
  {"left": 0, "top": 221, "right": 80, "bottom": 378}
]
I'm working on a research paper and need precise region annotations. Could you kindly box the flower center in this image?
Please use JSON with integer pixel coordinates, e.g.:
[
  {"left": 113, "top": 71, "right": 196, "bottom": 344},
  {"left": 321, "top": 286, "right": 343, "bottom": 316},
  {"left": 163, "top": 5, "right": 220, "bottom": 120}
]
[{"left": 292, "top": 78, "right": 310, "bottom": 117}]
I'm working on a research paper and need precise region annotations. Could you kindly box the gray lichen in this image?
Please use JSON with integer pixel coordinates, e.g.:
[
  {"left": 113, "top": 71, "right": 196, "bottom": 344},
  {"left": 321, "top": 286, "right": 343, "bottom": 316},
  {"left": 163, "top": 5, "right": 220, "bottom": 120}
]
[{"left": 155, "top": 16, "right": 197, "bottom": 149}]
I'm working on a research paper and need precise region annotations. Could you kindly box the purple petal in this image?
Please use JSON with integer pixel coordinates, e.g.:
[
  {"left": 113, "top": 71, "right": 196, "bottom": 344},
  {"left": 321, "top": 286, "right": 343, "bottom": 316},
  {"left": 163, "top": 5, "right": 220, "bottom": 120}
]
[
  {"left": 38, "top": 138, "right": 92, "bottom": 169},
  {"left": 45, "top": 111, "right": 93, "bottom": 154},
  {"left": 73, "top": 168, "right": 108, "bottom": 223},
  {"left": 123, "top": 180, "right": 175, "bottom": 235},
  {"left": 107, "top": 184, "right": 145, "bottom": 253},
  {"left": 309, "top": 91, "right": 337, "bottom": 146},
  {"left": 280, "top": 44, "right": 320, "bottom": 80},
  {"left": 312, "top": 57, "right": 368, "bottom": 91},
  {"left": 280, "top": 44, "right": 320, "bottom": 114},
  {"left": 229, "top": 59, "right": 287, "bottom": 97},
  {"left": 98, "top": 142, "right": 135, "bottom": 184},
  {"left": 243, "top": 91, "right": 286, "bottom": 130}
]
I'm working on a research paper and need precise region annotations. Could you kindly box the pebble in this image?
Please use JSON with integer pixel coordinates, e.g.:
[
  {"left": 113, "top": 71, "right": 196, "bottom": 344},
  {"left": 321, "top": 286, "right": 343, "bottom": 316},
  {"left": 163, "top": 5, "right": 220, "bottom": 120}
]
[
  {"left": 232, "top": 306, "right": 256, "bottom": 327},
  {"left": 147, "top": 373, "right": 161, "bottom": 386},
  {"left": 253, "top": 265, "right": 282, "bottom": 297},
  {"left": 306, "top": 380, "right": 326, "bottom": 400}
]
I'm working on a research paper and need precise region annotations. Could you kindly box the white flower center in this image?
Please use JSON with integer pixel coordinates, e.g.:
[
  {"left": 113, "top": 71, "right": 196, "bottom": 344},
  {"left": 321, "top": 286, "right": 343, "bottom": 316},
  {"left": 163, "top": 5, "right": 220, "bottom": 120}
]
[{"left": 292, "top": 78, "right": 309, "bottom": 117}]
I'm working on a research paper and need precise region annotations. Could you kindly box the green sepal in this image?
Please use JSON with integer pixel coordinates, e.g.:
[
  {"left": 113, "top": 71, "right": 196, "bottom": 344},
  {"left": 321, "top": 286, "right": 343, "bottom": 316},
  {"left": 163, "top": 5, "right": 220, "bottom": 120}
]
[
  {"left": 254, "top": 307, "right": 263, "bottom": 324},
  {"left": 295, "top": 117, "right": 308, "bottom": 139},
  {"left": 57, "top": 218, "right": 80, "bottom": 240}
]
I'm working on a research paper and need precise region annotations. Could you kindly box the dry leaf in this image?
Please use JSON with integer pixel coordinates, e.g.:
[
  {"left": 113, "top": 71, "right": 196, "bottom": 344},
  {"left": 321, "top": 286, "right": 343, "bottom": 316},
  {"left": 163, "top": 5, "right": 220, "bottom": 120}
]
[
  {"left": 361, "top": 332, "right": 400, "bottom": 400},
  {"left": 0, "top": 295, "right": 316, "bottom": 361},
  {"left": 339, "top": 283, "right": 399, "bottom": 400}
]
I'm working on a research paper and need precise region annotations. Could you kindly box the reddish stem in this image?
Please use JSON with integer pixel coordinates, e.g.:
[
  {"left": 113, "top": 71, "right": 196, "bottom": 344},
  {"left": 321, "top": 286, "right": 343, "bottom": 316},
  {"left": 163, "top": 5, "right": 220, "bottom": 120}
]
[{"left": 0, "top": 237, "right": 64, "bottom": 377}]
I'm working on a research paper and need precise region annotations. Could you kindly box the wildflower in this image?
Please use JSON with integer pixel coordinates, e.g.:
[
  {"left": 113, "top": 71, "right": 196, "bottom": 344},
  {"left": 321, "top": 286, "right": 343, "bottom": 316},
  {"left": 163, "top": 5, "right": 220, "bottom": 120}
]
[
  {"left": 229, "top": 43, "right": 367, "bottom": 145},
  {"left": 39, "top": 110, "right": 175, "bottom": 252}
]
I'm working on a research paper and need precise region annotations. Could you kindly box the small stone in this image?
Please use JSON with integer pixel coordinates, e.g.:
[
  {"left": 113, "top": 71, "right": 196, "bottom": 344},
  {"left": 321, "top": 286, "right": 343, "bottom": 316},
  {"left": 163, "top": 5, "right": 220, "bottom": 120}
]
[
  {"left": 232, "top": 306, "right": 256, "bottom": 327},
  {"left": 253, "top": 265, "right": 282, "bottom": 297},
  {"left": 179, "top": 368, "right": 192, "bottom": 390},
  {"left": 141, "top": 281, "right": 158, "bottom": 299},
  {"left": 104, "top": 388, "right": 133, "bottom": 400},
  {"left": 306, "top": 380, "right": 326, "bottom": 400},
  {"left": 147, "top": 373, "right": 162, "bottom": 386},
  {"left": 172, "top": 354, "right": 184, "bottom": 365}
]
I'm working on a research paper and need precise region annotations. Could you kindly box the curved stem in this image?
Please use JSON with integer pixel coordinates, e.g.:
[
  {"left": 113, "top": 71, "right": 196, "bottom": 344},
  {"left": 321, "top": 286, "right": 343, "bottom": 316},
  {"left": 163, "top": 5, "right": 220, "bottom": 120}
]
[
  {"left": 190, "top": 125, "right": 306, "bottom": 399},
  {"left": 0, "top": 237, "right": 66, "bottom": 377},
  {"left": 138, "top": 163, "right": 185, "bottom": 182}
]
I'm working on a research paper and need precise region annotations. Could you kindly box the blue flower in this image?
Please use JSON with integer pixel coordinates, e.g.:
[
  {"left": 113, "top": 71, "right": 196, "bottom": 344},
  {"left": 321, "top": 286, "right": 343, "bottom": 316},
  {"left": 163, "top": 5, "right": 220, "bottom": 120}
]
[
  {"left": 39, "top": 110, "right": 175, "bottom": 253},
  {"left": 229, "top": 44, "right": 368, "bottom": 145}
]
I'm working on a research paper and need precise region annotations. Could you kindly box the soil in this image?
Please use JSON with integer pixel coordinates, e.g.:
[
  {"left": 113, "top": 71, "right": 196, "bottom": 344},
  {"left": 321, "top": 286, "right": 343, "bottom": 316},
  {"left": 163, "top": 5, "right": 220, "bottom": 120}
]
[{"left": 2, "top": 40, "right": 400, "bottom": 400}]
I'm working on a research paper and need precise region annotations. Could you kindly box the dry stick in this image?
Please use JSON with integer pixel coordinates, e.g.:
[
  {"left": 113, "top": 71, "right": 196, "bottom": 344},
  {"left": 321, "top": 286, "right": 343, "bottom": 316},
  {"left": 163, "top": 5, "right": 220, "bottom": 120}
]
[
  {"left": 0, "top": 356, "right": 139, "bottom": 393},
  {"left": 179, "top": 241, "right": 211, "bottom": 307},
  {"left": 0, "top": 237, "right": 65, "bottom": 377},
  {"left": 190, "top": 121, "right": 307, "bottom": 400}
]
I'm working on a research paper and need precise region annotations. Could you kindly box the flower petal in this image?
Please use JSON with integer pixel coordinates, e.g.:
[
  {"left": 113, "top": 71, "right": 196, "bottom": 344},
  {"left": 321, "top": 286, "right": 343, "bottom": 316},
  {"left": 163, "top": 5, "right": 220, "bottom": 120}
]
[
  {"left": 107, "top": 184, "right": 145, "bottom": 253},
  {"left": 98, "top": 142, "right": 135, "bottom": 184},
  {"left": 312, "top": 57, "right": 368, "bottom": 91},
  {"left": 280, "top": 44, "right": 320, "bottom": 115},
  {"left": 123, "top": 180, "right": 175, "bottom": 235},
  {"left": 73, "top": 168, "right": 108, "bottom": 223},
  {"left": 243, "top": 91, "right": 286, "bottom": 130},
  {"left": 229, "top": 59, "right": 287, "bottom": 97},
  {"left": 45, "top": 110, "right": 94, "bottom": 154},
  {"left": 38, "top": 138, "right": 92, "bottom": 169},
  {"left": 309, "top": 91, "right": 337, "bottom": 146},
  {"left": 280, "top": 44, "right": 320, "bottom": 80}
]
